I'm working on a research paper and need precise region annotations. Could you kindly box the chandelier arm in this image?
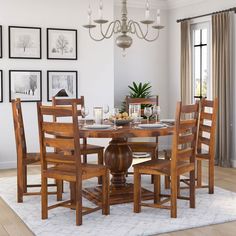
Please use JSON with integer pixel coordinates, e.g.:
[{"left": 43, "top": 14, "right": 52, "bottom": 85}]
[
  {"left": 88, "top": 28, "right": 107, "bottom": 42},
  {"left": 133, "top": 21, "right": 160, "bottom": 42},
  {"left": 133, "top": 22, "right": 149, "bottom": 39},
  {"left": 100, "top": 20, "right": 121, "bottom": 39},
  {"left": 128, "top": 20, "right": 136, "bottom": 34}
]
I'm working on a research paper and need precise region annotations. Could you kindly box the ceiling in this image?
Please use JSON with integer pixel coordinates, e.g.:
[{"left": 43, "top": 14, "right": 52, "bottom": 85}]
[{"left": 115, "top": 0, "right": 205, "bottom": 9}]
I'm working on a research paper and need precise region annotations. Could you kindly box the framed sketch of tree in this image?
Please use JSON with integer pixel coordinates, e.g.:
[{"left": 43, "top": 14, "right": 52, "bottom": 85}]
[
  {"left": 9, "top": 70, "right": 42, "bottom": 102},
  {"left": 47, "top": 71, "right": 78, "bottom": 101},
  {"left": 47, "top": 28, "right": 77, "bottom": 60},
  {"left": 0, "top": 70, "right": 3, "bottom": 102},
  {"left": 0, "top": 25, "right": 2, "bottom": 58},
  {"left": 9, "top": 26, "right": 41, "bottom": 59}
]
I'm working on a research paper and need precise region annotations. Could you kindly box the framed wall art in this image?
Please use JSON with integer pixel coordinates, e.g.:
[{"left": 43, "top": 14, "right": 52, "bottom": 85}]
[
  {"left": 9, "top": 26, "right": 42, "bottom": 59},
  {"left": 0, "top": 26, "right": 2, "bottom": 58},
  {"left": 0, "top": 70, "right": 2, "bottom": 102},
  {"left": 47, "top": 70, "right": 78, "bottom": 101},
  {"left": 47, "top": 28, "right": 77, "bottom": 60},
  {"left": 9, "top": 70, "right": 42, "bottom": 102}
]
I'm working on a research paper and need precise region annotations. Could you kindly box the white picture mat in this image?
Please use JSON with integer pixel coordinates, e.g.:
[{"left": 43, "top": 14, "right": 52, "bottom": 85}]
[
  {"left": 10, "top": 71, "right": 41, "bottom": 101},
  {"left": 10, "top": 27, "right": 41, "bottom": 58},
  {"left": 48, "top": 30, "right": 77, "bottom": 59}
]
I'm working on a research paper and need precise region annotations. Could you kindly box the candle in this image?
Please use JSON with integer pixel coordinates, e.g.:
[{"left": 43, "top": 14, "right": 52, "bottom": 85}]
[
  {"left": 145, "top": 0, "right": 150, "bottom": 20},
  {"left": 88, "top": 5, "right": 92, "bottom": 24},
  {"left": 157, "top": 9, "right": 161, "bottom": 26},
  {"left": 93, "top": 107, "right": 103, "bottom": 124},
  {"left": 99, "top": 0, "right": 103, "bottom": 19}
]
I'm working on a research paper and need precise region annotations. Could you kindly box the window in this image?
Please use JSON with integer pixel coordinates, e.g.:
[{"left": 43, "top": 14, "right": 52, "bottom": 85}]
[{"left": 191, "top": 22, "right": 211, "bottom": 101}]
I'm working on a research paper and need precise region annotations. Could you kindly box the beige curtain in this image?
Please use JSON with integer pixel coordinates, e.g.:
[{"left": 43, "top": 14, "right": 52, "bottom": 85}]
[
  {"left": 212, "top": 12, "right": 231, "bottom": 167},
  {"left": 180, "top": 21, "right": 192, "bottom": 105}
]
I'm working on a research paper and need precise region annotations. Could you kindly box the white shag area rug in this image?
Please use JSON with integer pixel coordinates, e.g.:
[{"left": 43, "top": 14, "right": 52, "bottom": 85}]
[{"left": 1, "top": 175, "right": 236, "bottom": 236}]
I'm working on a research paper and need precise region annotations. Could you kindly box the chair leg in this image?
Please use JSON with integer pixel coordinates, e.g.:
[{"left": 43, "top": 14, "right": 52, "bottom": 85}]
[
  {"left": 154, "top": 175, "right": 161, "bottom": 204},
  {"left": 41, "top": 176, "right": 48, "bottom": 219},
  {"left": 75, "top": 181, "right": 82, "bottom": 226},
  {"left": 70, "top": 182, "right": 76, "bottom": 206},
  {"left": 98, "top": 150, "right": 104, "bottom": 185},
  {"left": 209, "top": 159, "right": 214, "bottom": 194},
  {"left": 170, "top": 174, "right": 177, "bottom": 218},
  {"left": 164, "top": 150, "right": 171, "bottom": 189},
  {"left": 151, "top": 150, "right": 156, "bottom": 184},
  {"left": 17, "top": 164, "right": 24, "bottom": 203},
  {"left": 196, "top": 160, "right": 202, "bottom": 188},
  {"left": 134, "top": 170, "right": 141, "bottom": 213},
  {"left": 102, "top": 170, "right": 110, "bottom": 215},
  {"left": 56, "top": 180, "right": 63, "bottom": 201},
  {"left": 23, "top": 165, "right": 27, "bottom": 193},
  {"left": 189, "top": 170, "right": 195, "bottom": 208}
]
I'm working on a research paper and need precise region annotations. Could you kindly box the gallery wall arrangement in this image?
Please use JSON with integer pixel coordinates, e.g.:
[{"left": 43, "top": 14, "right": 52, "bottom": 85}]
[{"left": 0, "top": 25, "right": 79, "bottom": 103}]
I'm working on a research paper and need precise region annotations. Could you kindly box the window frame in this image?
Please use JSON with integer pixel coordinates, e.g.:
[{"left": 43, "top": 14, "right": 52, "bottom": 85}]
[{"left": 191, "top": 22, "right": 211, "bottom": 101}]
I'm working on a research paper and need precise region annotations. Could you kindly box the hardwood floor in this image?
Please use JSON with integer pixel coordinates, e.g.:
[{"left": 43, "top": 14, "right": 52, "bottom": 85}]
[{"left": 0, "top": 163, "right": 236, "bottom": 236}]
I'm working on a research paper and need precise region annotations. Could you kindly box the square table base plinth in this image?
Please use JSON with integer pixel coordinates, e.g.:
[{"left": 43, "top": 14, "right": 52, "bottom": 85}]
[{"left": 82, "top": 183, "right": 154, "bottom": 205}]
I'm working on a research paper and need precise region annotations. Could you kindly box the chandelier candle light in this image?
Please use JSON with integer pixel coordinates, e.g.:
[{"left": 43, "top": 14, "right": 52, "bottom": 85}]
[{"left": 83, "top": 0, "right": 164, "bottom": 54}]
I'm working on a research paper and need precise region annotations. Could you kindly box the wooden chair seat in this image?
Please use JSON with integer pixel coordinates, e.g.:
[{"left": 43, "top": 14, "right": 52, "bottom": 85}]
[
  {"left": 134, "top": 159, "right": 194, "bottom": 176},
  {"left": 196, "top": 152, "right": 210, "bottom": 160},
  {"left": 80, "top": 144, "right": 104, "bottom": 153},
  {"left": 44, "top": 164, "right": 107, "bottom": 182},
  {"left": 127, "top": 142, "right": 157, "bottom": 152}
]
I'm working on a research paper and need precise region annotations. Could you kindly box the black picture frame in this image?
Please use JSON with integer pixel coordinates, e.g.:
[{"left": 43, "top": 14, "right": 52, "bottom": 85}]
[
  {"left": 47, "top": 28, "right": 77, "bottom": 60},
  {"left": 9, "top": 26, "right": 42, "bottom": 59},
  {"left": 0, "top": 70, "right": 3, "bottom": 102},
  {"left": 47, "top": 70, "right": 78, "bottom": 101},
  {"left": 0, "top": 25, "right": 2, "bottom": 58},
  {"left": 9, "top": 70, "right": 42, "bottom": 102}
]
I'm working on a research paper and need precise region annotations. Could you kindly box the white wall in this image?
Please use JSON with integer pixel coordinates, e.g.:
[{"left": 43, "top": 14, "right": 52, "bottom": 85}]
[
  {"left": 114, "top": 5, "right": 170, "bottom": 149},
  {"left": 0, "top": 0, "right": 114, "bottom": 168},
  {"left": 167, "top": 0, "right": 236, "bottom": 165}
]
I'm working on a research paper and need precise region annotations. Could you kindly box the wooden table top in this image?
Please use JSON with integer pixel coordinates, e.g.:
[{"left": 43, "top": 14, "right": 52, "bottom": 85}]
[{"left": 79, "top": 124, "right": 174, "bottom": 139}]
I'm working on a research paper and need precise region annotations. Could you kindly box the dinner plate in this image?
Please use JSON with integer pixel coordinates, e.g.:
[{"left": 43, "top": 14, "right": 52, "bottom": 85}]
[
  {"left": 83, "top": 124, "right": 112, "bottom": 130},
  {"left": 138, "top": 123, "right": 165, "bottom": 129},
  {"left": 160, "top": 119, "right": 175, "bottom": 123}
]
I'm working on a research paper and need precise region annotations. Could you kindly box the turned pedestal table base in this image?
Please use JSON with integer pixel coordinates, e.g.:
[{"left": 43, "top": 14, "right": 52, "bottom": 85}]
[{"left": 82, "top": 138, "right": 154, "bottom": 205}]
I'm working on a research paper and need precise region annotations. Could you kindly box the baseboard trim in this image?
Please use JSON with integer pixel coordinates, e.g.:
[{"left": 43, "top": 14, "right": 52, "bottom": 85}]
[{"left": 0, "top": 161, "right": 17, "bottom": 170}]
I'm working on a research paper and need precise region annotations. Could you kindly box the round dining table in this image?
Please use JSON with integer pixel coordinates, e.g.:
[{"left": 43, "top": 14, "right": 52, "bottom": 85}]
[{"left": 79, "top": 123, "right": 174, "bottom": 205}]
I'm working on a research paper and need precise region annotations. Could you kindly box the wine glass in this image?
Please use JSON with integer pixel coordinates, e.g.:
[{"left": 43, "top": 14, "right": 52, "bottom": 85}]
[
  {"left": 111, "top": 108, "right": 120, "bottom": 129},
  {"left": 152, "top": 105, "right": 161, "bottom": 123},
  {"left": 144, "top": 107, "right": 152, "bottom": 124},
  {"left": 81, "top": 107, "right": 89, "bottom": 125},
  {"left": 103, "top": 104, "right": 109, "bottom": 121}
]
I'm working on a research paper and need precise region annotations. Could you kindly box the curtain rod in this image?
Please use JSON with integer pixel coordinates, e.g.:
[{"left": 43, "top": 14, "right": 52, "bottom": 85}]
[{"left": 176, "top": 7, "right": 236, "bottom": 23}]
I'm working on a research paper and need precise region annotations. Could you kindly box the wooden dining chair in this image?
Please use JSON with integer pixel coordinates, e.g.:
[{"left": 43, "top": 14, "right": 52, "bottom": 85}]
[
  {"left": 52, "top": 97, "right": 105, "bottom": 184},
  {"left": 164, "top": 98, "right": 218, "bottom": 194},
  {"left": 37, "top": 103, "right": 110, "bottom": 226},
  {"left": 12, "top": 99, "right": 58, "bottom": 203},
  {"left": 195, "top": 98, "right": 218, "bottom": 194},
  {"left": 133, "top": 101, "right": 199, "bottom": 218}
]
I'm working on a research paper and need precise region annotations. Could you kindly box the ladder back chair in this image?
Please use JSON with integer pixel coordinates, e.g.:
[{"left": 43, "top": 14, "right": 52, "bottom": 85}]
[
  {"left": 52, "top": 97, "right": 105, "bottom": 184},
  {"left": 12, "top": 99, "right": 58, "bottom": 203},
  {"left": 196, "top": 98, "right": 218, "bottom": 194},
  {"left": 133, "top": 101, "right": 199, "bottom": 218},
  {"left": 37, "top": 103, "right": 110, "bottom": 226}
]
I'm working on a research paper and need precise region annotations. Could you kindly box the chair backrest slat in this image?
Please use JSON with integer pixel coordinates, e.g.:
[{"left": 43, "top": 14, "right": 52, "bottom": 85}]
[
  {"left": 171, "top": 102, "right": 199, "bottom": 171},
  {"left": 197, "top": 98, "right": 218, "bottom": 155},
  {"left": 37, "top": 103, "right": 81, "bottom": 168}
]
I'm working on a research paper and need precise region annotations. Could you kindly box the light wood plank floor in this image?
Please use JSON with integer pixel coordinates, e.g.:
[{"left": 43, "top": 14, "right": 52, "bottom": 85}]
[{"left": 0, "top": 163, "right": 236, "bottom": 236}]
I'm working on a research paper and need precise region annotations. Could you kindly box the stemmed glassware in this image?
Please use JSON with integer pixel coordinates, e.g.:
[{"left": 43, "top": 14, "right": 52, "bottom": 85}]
[
  {"left": 152, "top": 105, "right": 161, "bottom": 123},
  {"left": 144, "top": 107, "right": 152, "bottom": 124},
  {"left": 81, "top": 107, "right": 89, "bottom": 125},
  {"left": 111, "top": 108, "right": 120, "bottom": 129},
  {"left": 103, "top": 104, "right": 109, "bottom": 121}
]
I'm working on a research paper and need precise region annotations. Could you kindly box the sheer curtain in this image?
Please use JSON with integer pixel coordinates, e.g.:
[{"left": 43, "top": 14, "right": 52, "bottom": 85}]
[
  {"left": 212, "top": 12, "right": 231, "bottom": 167},
  {"left": 180, "top": 21, "right": 192, "bottom": 105}
]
